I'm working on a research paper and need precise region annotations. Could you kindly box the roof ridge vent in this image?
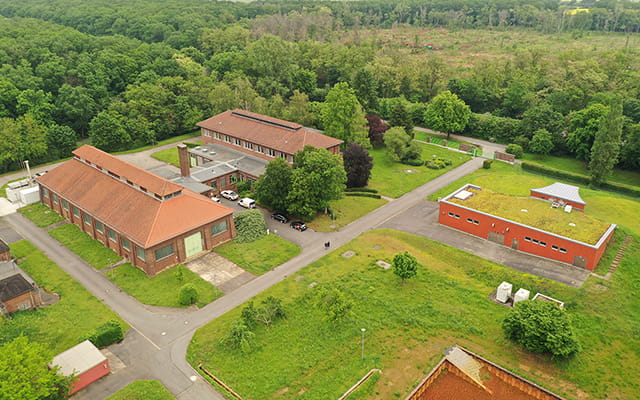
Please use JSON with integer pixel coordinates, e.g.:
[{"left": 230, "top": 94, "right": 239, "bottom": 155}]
[{"left": 231, "top": 111, "right": 300, "bottom": 131}]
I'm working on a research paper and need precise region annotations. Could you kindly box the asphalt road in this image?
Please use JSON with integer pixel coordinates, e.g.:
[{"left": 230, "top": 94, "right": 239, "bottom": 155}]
[{"left": 1, "top": 146, "right": 588, "bottom": 399}]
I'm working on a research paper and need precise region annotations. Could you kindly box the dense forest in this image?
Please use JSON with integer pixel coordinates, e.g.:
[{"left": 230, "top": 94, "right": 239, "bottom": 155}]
[{"left": 0, "top": 0, "right": 639, "bottom": 174}]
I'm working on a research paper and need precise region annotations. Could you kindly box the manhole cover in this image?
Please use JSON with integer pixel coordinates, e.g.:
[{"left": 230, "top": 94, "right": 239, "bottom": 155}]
[
  {"left": 342, "top": 250, "right": 356, "bottom": 258},
  {"left": 377, "top": 260, "right": 391, "bottom": 269}
]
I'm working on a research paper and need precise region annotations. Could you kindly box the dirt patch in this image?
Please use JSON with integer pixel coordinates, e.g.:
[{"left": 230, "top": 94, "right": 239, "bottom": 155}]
[{"left": 273, "top": 387, "right": 288, "bottom": 397}]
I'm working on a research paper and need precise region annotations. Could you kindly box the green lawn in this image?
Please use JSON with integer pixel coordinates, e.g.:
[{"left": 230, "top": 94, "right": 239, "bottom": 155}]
[
  {"left": 429, "top": 161, "right": 640, "bottom": 238},
  {"left": 522, "top": 153, "right": 640, "bottom": 188},
  {"left": 105, "top": 380, "right": 174, "bottom": 400},
  {"left": 48, "top": 224, "right": 121, "bottom": 270},
  {"left": 114, "top": 132, "right": 200, "bottom": 155},
  {"left": 0, "top": 240, "right": 127, "bottom": 354},
  {"left": 151, "top": 147, "right": 181, "bottom": 167},
  {"left": 215, "top": 234, "right": 301, "bottom": 275},
  {"left": 18, "top": 203, "right": 65, "bottom": 227},
  {"left": 368, "top": 143, "right": 472, "bottom": 198},
  {"left": 106, "top": 263, "right": 222, "bottom": 308},
  {"left": 189, "top": 229, "right": 640, "bottom": 399},
  {"left": 308, "top": 195, "right": 387, "bottom": 232}
]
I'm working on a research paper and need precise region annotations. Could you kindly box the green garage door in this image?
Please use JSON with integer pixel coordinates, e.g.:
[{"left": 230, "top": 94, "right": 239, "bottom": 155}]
[{"left": 184, "top": 232, "right": 203, "bottom": 258}]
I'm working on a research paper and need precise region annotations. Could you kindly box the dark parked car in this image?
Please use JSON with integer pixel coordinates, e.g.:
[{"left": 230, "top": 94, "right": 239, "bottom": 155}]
[
  {"left": 290, "top": 221, "right": 307, "bottom": 231},
  {"left": 271, "top": 213, "right": 288, "bottom": 224}
]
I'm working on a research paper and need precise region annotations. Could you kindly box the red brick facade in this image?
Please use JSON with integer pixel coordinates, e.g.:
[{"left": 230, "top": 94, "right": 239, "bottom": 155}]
[
  {"left": 69, "top": 359, "right": 110, "bottom": 395},
  {"left": 438, "top": 185, "right": 615, "bottom": 270},
  {"left": 2, "top": 289, "right": 41, "bottom": 314},
  {"left": 39, "top": 187, "right": 235, "bottom": 276}
]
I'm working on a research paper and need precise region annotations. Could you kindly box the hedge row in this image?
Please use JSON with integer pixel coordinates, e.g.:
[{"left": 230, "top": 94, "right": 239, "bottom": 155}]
[
  {"left": 82, "top": 320, "right": 124, "bottom": 348},
  {"left": 345, "top": 192, "right": 382, "bottom": 199},
  {"left": 344, "top": 187, "right": 379, "bottom": 193},
  {"left": 521, "top": 162, "right": 640, "bottom": 197}
]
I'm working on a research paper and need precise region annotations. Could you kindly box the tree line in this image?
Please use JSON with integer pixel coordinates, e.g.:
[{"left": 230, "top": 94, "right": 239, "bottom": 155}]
[{"left": 0, "top": 1, "right": 639, "bottom": 176}]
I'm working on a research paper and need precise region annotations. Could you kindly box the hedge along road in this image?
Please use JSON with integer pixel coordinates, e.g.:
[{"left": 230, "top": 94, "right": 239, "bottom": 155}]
[{"left": 2, "top": 156, "right": 484, "bottom": 399}]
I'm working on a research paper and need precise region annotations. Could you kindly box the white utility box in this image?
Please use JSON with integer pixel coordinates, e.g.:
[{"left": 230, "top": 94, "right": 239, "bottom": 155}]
[
  {"left": 513, "top": 288, "right": 530, "bottom": 305},
  {"left": 496, "top": 281, "right": 512, "bottom": 303}
]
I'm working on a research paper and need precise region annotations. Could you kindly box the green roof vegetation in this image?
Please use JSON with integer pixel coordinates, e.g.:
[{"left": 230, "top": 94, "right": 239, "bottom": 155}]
[{"left": 448, "top": 187, "right": 610, "bottom": 245}]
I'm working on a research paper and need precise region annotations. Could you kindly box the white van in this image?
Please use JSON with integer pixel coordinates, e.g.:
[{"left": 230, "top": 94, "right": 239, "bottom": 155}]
[{"left": 238, "top": 198, "right": 256, "bottom": 209}]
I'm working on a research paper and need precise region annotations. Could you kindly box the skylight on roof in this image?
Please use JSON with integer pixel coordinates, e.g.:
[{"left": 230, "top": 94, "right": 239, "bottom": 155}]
[{"left": 454, "top": 190, "right": 473, "bottom": 200}]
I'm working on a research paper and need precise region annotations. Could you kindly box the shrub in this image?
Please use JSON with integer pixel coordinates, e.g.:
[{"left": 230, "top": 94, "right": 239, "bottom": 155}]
[
  {"left": 505, "top": 143, "right": 524, "bottom": 159},
  {"left": 235, "top": 180, "right": 253, "bottom": 197},
  {"left": 512, "top": 135, "right": 530, "bottom": 151},
  {"left": 223, "top": 320, "right": 255, "bottom": 352},
  {"left": 83, "top": 320, "right": 124, "bottom": 348},
  {"left": 344, "top": 192, "right": 382, "bottom": 199},
  {"left": 179, "top": 283, "right": 199, "bottom": 306},
  {"left": 600, "top": 181, "right": 640, "bottom": 197},
  {"left": 403, "top": 158, "right": 424, "bottom": 166},
  {"left": 426, "top": 158, "right": 451, "bottom": 169},
  {"left": 483, "top": 159, "right": 493, "bottom": 169},
  {"left": 183, "top": 141, "right": 199, "bottom": 148},
  {"left": 502, "top": 300, "right": 580, "bottom": 358},
  {"left": 344, "top": 187, "right": 378, "bottom": 193},
  {"left": 234, "top": 209, "right": 267, "bottom": 243}
]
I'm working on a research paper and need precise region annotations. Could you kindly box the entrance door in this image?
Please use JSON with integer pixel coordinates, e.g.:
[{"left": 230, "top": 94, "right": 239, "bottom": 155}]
[
  {"left": 573, "top": 255, "right": 587, "bottom": 269},
  {"left": 184, "top": 232, "right": 203, "bottom": 258},
  {"left": 488, "top": 232, "right": 504, "bottom": 245},
  {"left": 511, "top": 239, "right": 518, "bottom": 250}
]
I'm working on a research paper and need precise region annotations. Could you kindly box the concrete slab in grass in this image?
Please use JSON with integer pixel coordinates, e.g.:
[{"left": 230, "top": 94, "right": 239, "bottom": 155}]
[{"left": 185, "top": 252, "right": 256, "bottom": 293}]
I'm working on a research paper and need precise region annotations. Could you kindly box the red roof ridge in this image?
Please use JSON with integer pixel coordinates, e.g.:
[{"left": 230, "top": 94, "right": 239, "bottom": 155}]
[{"left": 73, "top": 145, "right": 183, "bottom": 197}]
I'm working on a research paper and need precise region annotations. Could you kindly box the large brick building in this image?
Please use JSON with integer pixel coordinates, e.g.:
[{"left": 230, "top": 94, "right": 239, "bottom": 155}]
[
  {"left": 438, "top": 184, "right": 615, "bottom": 270},
  {"left": 184, "top": 110, "right": 343, "bottom": 195},
  {"left": 37, "top": 145, "right": 236, "bottom": 276},
  {"left": 406, "top": 346, "right": 565, "bottom": 400}
]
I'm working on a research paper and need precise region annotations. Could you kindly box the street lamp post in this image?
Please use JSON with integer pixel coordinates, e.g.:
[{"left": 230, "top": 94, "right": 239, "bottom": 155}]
[{"left": 361, "top": 328, "right": 366, "bottom": 360}]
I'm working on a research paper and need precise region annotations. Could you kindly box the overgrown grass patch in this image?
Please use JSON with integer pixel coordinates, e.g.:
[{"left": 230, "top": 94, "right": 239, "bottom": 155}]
[
  {"left": 215, "top": 234, "right": 301, "bottom": 275},
  {"left": 369, "top": 143, "right": 471, "bottom": 198},
  {"left": 18, "top": 203, "right": 65, "bottom": 227},
  {"left": 105, "top": 380, "right": 174, "bottom": 400},
  {"left": 189, "top": 229, "right": 640, "bottom": 399},
  {"left": 49, "top": 224, "right": 121, "bottom": 269},
  {"left": 114, "top": 132, "right": 200, "bottom": 155},
  {"left": 106, "top": 263, "right": 221, "bottom": 308},
  {"left": 0, "top": 240, "right": 127, "bottom": 354},
  {"left": 308, "top": 195, "right": 387, "bottom": 232}
]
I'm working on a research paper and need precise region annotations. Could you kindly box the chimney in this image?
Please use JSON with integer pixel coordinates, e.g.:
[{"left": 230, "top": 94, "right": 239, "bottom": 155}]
[{"left": 177, "top": 144, "right": 190, "bottom": 177}]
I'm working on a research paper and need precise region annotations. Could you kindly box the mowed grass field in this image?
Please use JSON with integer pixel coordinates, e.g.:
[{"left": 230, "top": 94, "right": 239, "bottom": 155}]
[
  {"left": 368, "top": 143, "right": 471, "bottom": 198},
  {"left": 215, "top": 234, "right": 301, "bottom": 276},
  {"left": 0, "top": 240, "right": 127, "bottom": 354},
  {"left": 189, "top": 229, "right": 640, "bottom": 399}
]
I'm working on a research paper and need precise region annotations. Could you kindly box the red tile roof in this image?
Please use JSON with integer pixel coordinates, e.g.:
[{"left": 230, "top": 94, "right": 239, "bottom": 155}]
[
  {"left": 73, "top": 146, "right": 183, "bottom": 197},
  {"left": 37, "top": 146, "right": 233, "bottom": 248},
  {"left": 197, "top": 109, "right": 343, "bottom": 154}
]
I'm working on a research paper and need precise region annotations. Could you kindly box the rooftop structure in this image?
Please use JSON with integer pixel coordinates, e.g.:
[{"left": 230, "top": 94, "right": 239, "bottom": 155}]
[
  {"left": 406, "top": 346, "right": 565, "bottom": 400},
  {"left": 530, "top": 182, "right": 586, "bottom": 210}
]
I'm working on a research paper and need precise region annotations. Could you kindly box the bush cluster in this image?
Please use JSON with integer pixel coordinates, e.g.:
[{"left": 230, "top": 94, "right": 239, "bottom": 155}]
[
  {"left": 426, "top": 158, "right": 452, "bottom": 169},
  {"left": 344, "top": 192, "right": 382, "bottom": 199},
  {"left": 234, "top": 209, "right": 267, "bottom": 243},
  {"left": 505, "top": 143, "right": 524, "bottom": 159},
  {"left": 83, "top": 320, "right": 124, "bottom": 348},
  {"left": 463, "top": 113, "right": 521, "bottom": 143},
  {"left": 179, "top": 283, "right": 199, "bottom": 306},
  {"left": 482, "top": 159, "right": 493, "bottom": 169},
  {"left": 344, "top": 187, "right": 378, "bottom": 193},
  {"left": 403, "top": 158, "right": 424, "bottom": 166}
]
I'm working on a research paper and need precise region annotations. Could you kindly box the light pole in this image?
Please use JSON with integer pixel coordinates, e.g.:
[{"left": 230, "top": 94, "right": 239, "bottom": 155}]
[{"left": 361, "top": 328, "right": 366, "bottom": 360}]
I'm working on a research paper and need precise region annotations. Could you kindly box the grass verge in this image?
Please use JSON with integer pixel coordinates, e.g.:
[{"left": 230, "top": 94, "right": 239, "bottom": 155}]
[
  {"left": 18, "top": 203, "right": 65, "bottom": 227},
  {"left": 49, "top": 224, "right": 121, "bottom": 269},
  {"left": 151, "top": 147, "right": 181, "bottom": 167},
  {"left": 105, "top": 380, "right": 174, "bottom": 400},
  {"left": 308, "top": 195, "right": 387, "bottom": 232},
  {"left": 0, "top": 240, "right": 127, "bottom": 354},
  {"left": 106, "top": 263, "right": 222, "bottom": 308},
  {"left": 215, "top": 234, "right": 301, "bottom": 276},
  {"left": 368, "top": 143, "right": 471, "bottom": 198},
  {"left": 521, "top": 153, "right": 640, "bottom": 188},
  {"left": 188, "top": 229, "right": 640, "bottom": 399}
]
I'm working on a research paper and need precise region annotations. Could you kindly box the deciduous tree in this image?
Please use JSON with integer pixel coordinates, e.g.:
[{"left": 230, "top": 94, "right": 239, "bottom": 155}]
[
  {"left": 590, "top": 100, "right": 623, "bottom": 185},
  {"left": 529, "top": 129, "right": 554, "bottom": 156},
  {"left": 321, "top": 82, "right": 370, "bottom": 149},
  {"left": 254, "top": 157, "right": 293, "bottom": 213},
  {"left": 223, "top": 321, "right": 255, "bottom": 352},
  {"left": 383, "top": 126, "right": 421, "bottom": 163},
  {"left": 315, "top": 287, "right": 353, "bottom": 327},
  {"left": 389, "top": 101, "right": 414, "bottom": 136},
  {"left": 502, "top": 300, "right": 580, "bottom": 358},
  {"left": 566, "top": 103, "right": 608, "bottom": 161},
  {"left": 286, "top": 146, "right": 346, "bottom": 220},
  {"left": 0, "top": 336, "right": 73, "bottom": 400},
  {"left": 423, "top": 90, "right": 471, "bottom": 140},
  {"left": 365, "top": 114, "right": 388, "bottom": 147},
  {"left": 343, "top": 142, "right": 373, "bottom": 188},
  {"left": 392, "top": 251, "right": 418, "bottom": 284}
]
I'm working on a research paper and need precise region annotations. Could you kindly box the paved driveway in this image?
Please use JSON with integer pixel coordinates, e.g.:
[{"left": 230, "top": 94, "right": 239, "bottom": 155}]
[{"left": 379, "top": 201, "right": 591, "bottom": 287}]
